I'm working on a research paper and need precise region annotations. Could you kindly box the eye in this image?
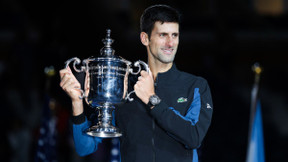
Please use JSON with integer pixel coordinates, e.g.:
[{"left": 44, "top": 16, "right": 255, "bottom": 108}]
[
  {"left": 172, "top": 33, "right": 179, "bottom": 38},
  {"left": 159, "top": 33, "right": 165, "bottom": 37}
]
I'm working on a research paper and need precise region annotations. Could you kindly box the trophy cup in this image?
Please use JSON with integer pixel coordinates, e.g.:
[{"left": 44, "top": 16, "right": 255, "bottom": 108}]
[{"left": 65, "top": 29, "right": 149, "bottom": 138}]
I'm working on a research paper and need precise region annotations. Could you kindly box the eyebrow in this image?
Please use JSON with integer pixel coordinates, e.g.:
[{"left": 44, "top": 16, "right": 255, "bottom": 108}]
[{"left": 157, "top": 32, "right": 179, "bottom": 35}]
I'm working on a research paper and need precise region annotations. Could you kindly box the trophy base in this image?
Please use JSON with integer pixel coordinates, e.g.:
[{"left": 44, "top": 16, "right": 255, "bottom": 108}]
[{"left": 85, "top": 125, "right": 122, "bottom": 138}]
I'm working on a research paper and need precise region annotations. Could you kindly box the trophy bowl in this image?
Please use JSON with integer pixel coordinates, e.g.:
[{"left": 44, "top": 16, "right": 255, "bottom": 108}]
[{"left": 65, "top": 29, "right": 149, "bottom": 138}]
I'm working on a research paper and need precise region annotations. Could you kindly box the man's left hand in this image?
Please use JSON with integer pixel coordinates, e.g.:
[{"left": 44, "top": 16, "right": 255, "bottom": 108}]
[{"left": 134, "top": 70, "right": 155, "bottom": 104}]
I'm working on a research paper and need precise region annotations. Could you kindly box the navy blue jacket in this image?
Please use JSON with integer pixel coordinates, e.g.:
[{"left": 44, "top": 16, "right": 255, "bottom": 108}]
[{"left": 72, "top": 64, "right": 213, "bottom": 162}]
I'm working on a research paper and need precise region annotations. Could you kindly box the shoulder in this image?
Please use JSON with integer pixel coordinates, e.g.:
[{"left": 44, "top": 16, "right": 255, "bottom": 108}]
[{"left": 177, "top": 69, "right": 208, "bottom": 86}]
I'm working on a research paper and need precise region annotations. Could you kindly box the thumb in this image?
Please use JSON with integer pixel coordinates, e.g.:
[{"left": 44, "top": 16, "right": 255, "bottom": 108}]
[
  {"left": 67, "top": 66, "right": 72, "bottom": 72},
  {"left": 147, "top": 68, "right": 153, "bottom": 78}
]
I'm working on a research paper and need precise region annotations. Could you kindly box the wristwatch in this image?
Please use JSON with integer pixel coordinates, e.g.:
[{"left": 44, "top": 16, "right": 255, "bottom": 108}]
[{"left": 147, "top": 94, "right": 161, "bottom": 108}]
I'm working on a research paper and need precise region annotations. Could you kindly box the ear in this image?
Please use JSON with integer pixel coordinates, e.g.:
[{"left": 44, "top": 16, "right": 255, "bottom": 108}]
[{"left": 140, "top": 32, "right": 149, "bottom": 46}]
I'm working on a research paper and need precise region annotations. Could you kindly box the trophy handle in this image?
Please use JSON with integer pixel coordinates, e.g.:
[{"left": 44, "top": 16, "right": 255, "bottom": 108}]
[
  {"left": 65, "top": 57, "right": 86, "bottom": 72},
  {"left": 64, "top": 57, "right": 87, "bottom": 99},
  {"left": 126, "top": 60, "right": 150, "bottom": 101}
]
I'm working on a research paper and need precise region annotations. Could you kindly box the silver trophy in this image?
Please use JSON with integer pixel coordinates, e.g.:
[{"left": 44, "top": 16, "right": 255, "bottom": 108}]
[{"left": 65, "top": 29, "right": 149, "bottom": 138}]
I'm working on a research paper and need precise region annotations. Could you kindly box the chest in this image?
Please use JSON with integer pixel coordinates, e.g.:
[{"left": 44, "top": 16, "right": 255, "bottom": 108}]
[{"left": 154, "top": 83, "right": 195, "bottom": 115}]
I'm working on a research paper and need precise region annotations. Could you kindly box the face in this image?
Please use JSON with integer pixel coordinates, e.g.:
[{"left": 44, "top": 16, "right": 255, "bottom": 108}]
[{"left": 142, "top": 21, "right": 179, "bottom": 64}]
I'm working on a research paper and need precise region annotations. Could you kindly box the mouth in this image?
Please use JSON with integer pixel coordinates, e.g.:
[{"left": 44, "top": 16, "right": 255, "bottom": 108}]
[{"left": 161, "top": 48, "right": 174, "bottom": 54}]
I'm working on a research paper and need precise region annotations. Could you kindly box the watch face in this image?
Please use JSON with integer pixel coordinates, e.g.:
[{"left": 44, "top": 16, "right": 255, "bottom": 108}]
[{"left": 150, "top": 95, "right": 160, "bottom": 105}]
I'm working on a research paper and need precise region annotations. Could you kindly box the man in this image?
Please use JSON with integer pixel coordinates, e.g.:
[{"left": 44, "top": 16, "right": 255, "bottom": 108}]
[{"left": 60, "top": 4, "right": 213, "bottom": 162}]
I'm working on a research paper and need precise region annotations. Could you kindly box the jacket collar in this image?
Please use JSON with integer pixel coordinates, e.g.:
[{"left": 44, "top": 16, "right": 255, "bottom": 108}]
[{"left": 155, "top": 63, "right": 180, "bottom": 85}]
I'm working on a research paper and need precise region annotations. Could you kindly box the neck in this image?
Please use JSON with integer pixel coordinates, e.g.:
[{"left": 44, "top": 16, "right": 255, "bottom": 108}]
[{"left": 148, "top": 59, "right": 173, "bottom": 80}]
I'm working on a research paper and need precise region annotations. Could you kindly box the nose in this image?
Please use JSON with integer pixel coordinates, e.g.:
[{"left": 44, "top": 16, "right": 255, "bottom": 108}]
[{"left": 166, "top": 36, "right": 174, "bottom": 47}]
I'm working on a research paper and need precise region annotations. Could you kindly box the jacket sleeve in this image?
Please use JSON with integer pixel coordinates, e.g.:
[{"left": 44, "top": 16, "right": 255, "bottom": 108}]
[
  {"left": 150, "top": 79, "right": 213, "bottom": 149},
  {"left": 72, "top": 114, "right": 102, "bottom": 156}
]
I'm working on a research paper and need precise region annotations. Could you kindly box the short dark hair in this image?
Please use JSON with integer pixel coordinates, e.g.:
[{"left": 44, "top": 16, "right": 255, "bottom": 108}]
[{"left": 140, "top": 4, "right": 180, "bottom": 38}]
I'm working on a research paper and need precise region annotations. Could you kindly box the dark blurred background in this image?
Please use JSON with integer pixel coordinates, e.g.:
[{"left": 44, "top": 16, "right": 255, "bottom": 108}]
[{"left": 1, "top": 0, "right": 288, "bottom": 161}]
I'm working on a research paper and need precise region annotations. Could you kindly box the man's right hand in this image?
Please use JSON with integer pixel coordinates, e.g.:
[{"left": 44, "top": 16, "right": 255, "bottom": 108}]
[{"left": 59, "top": 66, "right": 84, "bottom": 116}]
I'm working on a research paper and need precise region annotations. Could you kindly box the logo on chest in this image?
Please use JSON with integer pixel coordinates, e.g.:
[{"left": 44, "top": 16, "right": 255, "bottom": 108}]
[{"left": 177, "top": 97, "right": 188, "bottom": 103}]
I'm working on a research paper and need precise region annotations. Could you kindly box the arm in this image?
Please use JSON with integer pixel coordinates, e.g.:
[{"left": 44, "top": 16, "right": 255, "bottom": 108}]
[
  {"left": 59, "top": 67, "right": 102, "bottom": 156},
  {"left": 72, "top": 113, "right": 102, "bottom": 156}
]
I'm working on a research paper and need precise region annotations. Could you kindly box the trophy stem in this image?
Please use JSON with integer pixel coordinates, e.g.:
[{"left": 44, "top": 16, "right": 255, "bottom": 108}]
[{"left": 86, "top": 104, "right": 122, "bottom": 138}]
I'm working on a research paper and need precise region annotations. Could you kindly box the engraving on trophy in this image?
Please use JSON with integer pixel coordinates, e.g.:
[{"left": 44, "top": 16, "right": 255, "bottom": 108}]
[{"left": 64, "top": 29, "right": 150, "bottom": 138}]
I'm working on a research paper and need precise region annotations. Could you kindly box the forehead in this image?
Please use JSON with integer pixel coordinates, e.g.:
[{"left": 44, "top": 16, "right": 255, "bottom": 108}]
[{"left": 152, "top": 21, "right": 179, "bottom": 33}]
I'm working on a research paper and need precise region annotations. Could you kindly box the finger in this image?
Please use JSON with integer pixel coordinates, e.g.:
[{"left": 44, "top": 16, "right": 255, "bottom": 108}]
[
  {"left": 60, "top": 73, "right": 71, "bottom": 87},
  {"left": 134, "top": 83, "right": 138, "bottom": 91},
  {"left": 148, "top": 69, "right": 153, "bottom": 78},
  {"left": 141, "top": 69, "right": 153, "bottom": 79},
  {"left": 61, "top": 71, "right": 78, "bottom": 86},
  {"left": 69, "top": 70, "right": 79, "bottom": 81},
  {"left": 59, "top": 68, "right": 69, "bottom": 78},
  {"left": 140, "top": 70, "right": 148, "bottom": 77},
  {"left": 138, "top": 76, "right": 143, "bottom": 81},
  {"left": 60, "top": 74, "right": 68, "bottom": 87},
  {"left": 60, "top": 70, "right": 75, "bottom": 83},
  {"left": 62, "top": 80, "right": 80, "bottom": 93},
  {"left": 60, "top": 74, "right": 77, "bottom": 88},
  {"left": 61, "top": 80, "right": 72, "bottom": 92},
  {"left": 67, "top": 66, "right": 72, "bottom": 72},
  {"left": 134, "top": 81, "right": 141, "bottom": 88},
  {"left": 72, "top": 80, "right": 81, "bottom": 89},
  {"left": 61, "top": 76, "right": 74, "bottom": 90}
]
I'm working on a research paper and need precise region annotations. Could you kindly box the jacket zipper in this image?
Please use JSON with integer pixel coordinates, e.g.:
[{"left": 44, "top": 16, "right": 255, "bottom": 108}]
[
  {"left": 152, "top": 119, "right": 156, "bottom": 162},
  {"left": 152, "top": 77, "right": 158, "bottom": 162}
]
